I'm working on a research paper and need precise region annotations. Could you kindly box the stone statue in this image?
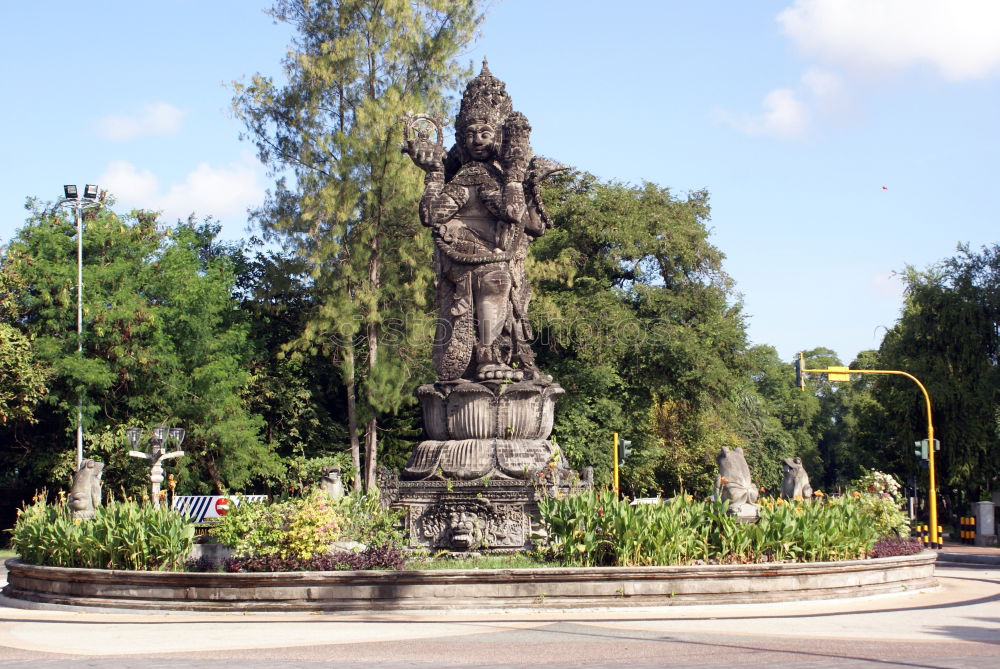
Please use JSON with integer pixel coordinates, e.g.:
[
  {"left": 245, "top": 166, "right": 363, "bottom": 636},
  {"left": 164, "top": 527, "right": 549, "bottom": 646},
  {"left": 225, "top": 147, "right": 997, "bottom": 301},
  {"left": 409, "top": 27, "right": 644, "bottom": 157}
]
[
  {"left": 715, "top": 447, "right": 758, "bottom": 520},
  {"left": 780, "top": 457, "right": 813, "bottom": 499},
  {"left": 392, "top": 62, "right": 589, "bottom": 552},
  {"left": 403, "top": 59, "right": 563, "bottom": 383},
  {"left": 400, "top": 60, "right": 568, "bottom": 485},
  {"left": 69, "top": 459, "right": 104, "bottom": 520},
  {"left": 319, "top": 466, "right": 345, "bottom": 500}
]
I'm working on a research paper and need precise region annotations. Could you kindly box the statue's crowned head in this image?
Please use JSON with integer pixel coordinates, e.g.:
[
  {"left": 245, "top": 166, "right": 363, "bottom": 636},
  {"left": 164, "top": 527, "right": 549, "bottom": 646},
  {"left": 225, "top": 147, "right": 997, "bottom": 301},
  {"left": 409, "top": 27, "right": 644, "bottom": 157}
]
[{"left": 456, "top": 59, "right": 513, "bottom": 160}]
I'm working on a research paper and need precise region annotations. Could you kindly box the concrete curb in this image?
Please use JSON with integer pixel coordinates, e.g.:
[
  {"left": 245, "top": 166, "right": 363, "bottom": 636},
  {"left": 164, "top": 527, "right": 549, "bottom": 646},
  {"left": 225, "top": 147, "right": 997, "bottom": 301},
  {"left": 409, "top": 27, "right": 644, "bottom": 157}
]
[
  {"left": 936, "top": 551, "right": 1000, "bottom": 566},
  {"left": 3, "top": 551, "right": 937, "bottom": 612}
]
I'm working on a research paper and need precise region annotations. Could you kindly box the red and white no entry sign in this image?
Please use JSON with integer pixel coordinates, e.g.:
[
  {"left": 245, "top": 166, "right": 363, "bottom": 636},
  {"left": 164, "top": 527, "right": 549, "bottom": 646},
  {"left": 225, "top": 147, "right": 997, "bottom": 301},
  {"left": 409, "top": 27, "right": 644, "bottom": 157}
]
[{"left": 215, "top": 497, "right": 230, "bottom": 516}]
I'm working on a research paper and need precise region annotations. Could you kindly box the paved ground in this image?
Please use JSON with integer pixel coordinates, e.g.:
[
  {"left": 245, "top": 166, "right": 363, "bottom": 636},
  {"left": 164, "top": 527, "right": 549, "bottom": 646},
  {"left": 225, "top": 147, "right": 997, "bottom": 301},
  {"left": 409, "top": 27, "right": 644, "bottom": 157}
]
[{"left": 0, "top": 548, "right": 997, "bottom": 668}]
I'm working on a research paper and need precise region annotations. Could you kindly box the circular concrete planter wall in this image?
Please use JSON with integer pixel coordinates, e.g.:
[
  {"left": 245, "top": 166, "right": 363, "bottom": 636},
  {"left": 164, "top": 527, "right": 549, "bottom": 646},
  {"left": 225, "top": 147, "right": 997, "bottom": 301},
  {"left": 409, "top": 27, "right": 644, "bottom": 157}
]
[{"left": 3, "top": 552, "right": 937, "bottom": 612}]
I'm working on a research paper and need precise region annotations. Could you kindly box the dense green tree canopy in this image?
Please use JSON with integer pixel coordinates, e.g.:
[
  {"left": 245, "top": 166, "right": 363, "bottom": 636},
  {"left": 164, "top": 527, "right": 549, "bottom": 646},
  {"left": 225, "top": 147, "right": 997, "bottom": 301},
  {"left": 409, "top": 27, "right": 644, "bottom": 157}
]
[
  {"left": 875, "top": 244, "right": 1000, "bottom": 499},
  {"left": 0, "top": 204, "right": 276, "bottom": 494}
]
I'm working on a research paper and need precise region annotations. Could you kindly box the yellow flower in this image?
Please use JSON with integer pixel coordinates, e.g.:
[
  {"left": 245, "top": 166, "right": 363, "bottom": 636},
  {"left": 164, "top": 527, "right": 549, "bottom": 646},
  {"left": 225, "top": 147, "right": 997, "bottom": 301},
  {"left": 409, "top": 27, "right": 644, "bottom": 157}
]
[
  {"left": 685, "top": 494, "right": 693, "bottom": 502},
  {"left": 776, "top": 498, "right": 786, "bottom": 506},
  {"left": 814, "top": 490, "right": 824, "bottom": 497},
  {"left": 794, "top": 494, "right": 803, "bottom": 501},
  {"left": 74, "top": 518, "right": 81, "bottom": 525}
]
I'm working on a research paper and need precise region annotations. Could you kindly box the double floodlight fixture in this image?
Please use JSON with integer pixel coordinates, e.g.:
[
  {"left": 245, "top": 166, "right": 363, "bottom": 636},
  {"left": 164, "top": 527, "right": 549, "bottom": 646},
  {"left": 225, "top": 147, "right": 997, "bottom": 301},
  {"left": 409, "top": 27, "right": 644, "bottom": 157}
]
[
  {"left": 62, "top": 184, "right": 100, "bottom": 201},
  {"left": 126, "top": 426, "right": 186, "bottom": 453}
]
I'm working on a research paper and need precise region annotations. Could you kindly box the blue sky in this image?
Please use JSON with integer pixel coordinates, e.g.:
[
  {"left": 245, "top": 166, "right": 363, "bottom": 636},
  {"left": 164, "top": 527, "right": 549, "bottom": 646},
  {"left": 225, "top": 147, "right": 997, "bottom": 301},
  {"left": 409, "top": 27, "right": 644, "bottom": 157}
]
[{"left": 3, "top": 1, "right": 999, "bottom": 365}]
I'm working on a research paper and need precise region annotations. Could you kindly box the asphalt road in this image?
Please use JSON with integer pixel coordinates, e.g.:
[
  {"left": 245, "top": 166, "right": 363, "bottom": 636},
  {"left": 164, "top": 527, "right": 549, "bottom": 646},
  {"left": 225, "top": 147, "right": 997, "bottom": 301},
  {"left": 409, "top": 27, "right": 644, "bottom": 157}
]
[{"left": 0, "top": 562, "right": 997, "bottom": 668}]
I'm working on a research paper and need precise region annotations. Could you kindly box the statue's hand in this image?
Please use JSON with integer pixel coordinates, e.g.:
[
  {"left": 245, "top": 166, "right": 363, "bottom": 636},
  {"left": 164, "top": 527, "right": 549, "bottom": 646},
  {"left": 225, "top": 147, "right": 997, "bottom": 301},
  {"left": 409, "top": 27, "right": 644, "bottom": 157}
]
[
  {"left": 403, "top": 138, "right": 445, "bottom": 173},
  {"left": 501, "top": 112, "right": 532, "bottom": 181}
]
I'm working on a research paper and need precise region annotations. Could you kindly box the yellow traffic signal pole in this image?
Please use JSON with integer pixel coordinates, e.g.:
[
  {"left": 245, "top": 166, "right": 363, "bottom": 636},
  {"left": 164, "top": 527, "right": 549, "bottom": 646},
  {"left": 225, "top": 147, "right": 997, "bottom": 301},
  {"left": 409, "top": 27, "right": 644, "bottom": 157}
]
[
  {"left": 798, "top": 354, "right": 940, "bottom": 548},
  {"left": 613, "top": 432, "right": 620, "bottom": 497}
]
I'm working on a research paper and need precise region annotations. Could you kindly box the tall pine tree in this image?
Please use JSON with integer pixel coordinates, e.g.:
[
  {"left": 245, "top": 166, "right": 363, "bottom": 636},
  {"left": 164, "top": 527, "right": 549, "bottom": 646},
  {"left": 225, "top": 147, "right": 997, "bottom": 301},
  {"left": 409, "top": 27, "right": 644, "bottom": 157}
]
[{"left": 233, "top": 0, "right": 482, "bottom": 490}]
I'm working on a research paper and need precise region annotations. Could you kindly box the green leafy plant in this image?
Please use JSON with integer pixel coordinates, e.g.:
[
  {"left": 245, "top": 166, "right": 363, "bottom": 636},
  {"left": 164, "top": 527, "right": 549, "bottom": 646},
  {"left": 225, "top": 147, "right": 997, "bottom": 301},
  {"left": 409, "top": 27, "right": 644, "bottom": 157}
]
[
  {"left": 538, "top": 489, "right": 890, "bottom": 567},
  {"left": 10, "top": 491, "right": 194, "bottom": 570}
]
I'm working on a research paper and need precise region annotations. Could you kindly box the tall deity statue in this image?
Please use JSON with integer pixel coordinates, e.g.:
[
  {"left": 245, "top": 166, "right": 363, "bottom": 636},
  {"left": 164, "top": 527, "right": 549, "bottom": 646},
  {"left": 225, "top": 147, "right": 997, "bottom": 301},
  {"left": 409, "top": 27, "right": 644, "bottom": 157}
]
[
  {"left": 403, "top": 60, "right": 561, "bottom": 384},
  {"left": 400, "top": 61, "right": 567, "bottom": 484},
  {"left": 389, "top": 62, "right": 587, "bottom": 553}
]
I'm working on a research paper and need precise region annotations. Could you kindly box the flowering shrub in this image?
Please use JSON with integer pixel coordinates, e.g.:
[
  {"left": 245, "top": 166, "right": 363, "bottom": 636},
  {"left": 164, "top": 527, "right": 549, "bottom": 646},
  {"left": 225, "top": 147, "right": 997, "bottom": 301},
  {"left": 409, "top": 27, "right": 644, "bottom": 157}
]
[
  {"left": 10, "top": 492, "right": 194, "bottom": 570},
  {"left": 848, "top": 469, "right": 910, "bottom": 538},
  {"left": 280, "top": 488, "right": 341, "bottom": 559},
  {"left": 852, "top": 468, "right": 902, "bottom": 500},
  {"left": 210, "top": 487, "right": 403, "bottom": 560}
]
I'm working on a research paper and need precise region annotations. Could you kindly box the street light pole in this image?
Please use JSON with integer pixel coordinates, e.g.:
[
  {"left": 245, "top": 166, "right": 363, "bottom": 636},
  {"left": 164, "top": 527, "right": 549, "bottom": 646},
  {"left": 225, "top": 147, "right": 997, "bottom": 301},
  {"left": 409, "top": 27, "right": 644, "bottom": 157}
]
[{"left": 57, "top": 185, "right": 102, "bottom": 470}]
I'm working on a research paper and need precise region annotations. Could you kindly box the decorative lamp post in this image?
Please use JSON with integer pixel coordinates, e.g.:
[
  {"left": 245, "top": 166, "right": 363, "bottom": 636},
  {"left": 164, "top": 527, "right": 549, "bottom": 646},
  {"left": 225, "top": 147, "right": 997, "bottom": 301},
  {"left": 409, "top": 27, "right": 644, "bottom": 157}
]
[
  {"left": 56, "top": 184, "right": 103, "bottom": 471},
  {"left": 127, "top": 426, "right": 186, "bottom": 508}
]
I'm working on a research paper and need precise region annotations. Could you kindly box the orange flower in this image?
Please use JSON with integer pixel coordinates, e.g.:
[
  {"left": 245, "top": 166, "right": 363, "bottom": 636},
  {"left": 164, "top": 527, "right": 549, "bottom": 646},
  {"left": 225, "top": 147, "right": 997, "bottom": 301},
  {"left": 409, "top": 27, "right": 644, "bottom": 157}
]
[
  {"left": 814, "top": 490, "right": 825, "bottom": 497},
  {"left": 852, "top": 491, "right": 862, "bottom": 498},
  {"left": 719, "top": 476, "right": 729, "bottom": 484}
]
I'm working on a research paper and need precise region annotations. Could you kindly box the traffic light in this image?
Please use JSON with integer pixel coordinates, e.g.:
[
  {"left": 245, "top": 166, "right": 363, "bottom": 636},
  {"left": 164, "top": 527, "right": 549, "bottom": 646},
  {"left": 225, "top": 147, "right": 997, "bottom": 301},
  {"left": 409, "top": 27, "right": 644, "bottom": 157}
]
[
  {"left": 913, "top": 439, "right": 940, "bottom": 460},
  {"left": 619, "top": 439, "right": 632, "bottom": 465},
  {"left": 795, "top": 353, "right": 805, "bottom": 391}
]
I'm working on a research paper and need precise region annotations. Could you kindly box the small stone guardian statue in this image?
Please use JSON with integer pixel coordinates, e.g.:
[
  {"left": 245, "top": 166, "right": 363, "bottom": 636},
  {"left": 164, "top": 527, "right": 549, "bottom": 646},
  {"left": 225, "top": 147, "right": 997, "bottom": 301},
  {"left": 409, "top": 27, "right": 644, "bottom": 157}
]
[
  {"left": 319, "top": 466, "right": 345, "bottom": 500},
  {"left": 716, "top": 447, "right": 759, "bottom": 520},
  {"left": 780, "top": 457, "right": 813, "bottom": 499},
  {"left": 69, "top": 459, "right": 104, "bottom": 520}
]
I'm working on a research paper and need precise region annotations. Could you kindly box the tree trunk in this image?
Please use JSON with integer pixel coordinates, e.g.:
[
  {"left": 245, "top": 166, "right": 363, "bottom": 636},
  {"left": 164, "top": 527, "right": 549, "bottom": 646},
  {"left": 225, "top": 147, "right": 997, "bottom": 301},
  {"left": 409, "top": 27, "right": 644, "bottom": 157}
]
[
  {"left": 343, "top": 347, "right": 362, "bottom": 493},
  {"left": 363, "top": 237, "right": 381, "bottom": 491}
]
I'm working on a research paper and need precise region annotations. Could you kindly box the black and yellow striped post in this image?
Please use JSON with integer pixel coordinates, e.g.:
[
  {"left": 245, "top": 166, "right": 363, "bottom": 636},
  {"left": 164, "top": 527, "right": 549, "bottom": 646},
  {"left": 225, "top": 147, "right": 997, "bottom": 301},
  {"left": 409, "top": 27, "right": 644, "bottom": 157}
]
[
  {"left": 936, "top": 525, "right": 943, "bottom": 549},
  {"left": 960, "top": 516, "right": 977, "bottom": 544}
]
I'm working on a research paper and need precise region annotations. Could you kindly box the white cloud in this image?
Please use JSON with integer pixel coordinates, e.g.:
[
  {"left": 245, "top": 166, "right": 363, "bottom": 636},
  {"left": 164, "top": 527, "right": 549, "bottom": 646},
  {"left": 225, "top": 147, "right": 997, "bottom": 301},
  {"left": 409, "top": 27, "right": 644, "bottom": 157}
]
[
  {"left": 96, "top": 102, "right": 185, "bottom": 141},
  {"left": 870, "top": 272, "right": 906, "bottom": 299},
  {"left": 715, "top": 67, "right": 855, "bottom": 140},
  {"left": 98, "top": 152, "right": 265, "bottom": 225},
  {"left": 778, "top": 0, "right": 1000, "bottom": 80},
  {"left": 714, "top": 86, "right": 809, "bottom": 140}
]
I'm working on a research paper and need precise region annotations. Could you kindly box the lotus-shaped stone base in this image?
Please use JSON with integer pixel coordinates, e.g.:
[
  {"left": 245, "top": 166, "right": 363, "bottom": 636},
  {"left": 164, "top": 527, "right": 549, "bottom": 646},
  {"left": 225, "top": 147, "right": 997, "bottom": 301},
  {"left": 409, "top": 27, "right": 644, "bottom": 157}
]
[{"left": 402, "top": 380, "right": 564, "bottom": 481}]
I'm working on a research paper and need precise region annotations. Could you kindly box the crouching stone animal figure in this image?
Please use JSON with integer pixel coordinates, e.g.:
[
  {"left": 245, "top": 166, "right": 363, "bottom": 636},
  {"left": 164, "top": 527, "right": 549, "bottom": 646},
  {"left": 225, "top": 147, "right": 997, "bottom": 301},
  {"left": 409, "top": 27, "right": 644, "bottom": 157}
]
[
  {"left": 716, "top": 446, "right": 759, "bottom": 519},
  {"left": 69, "top": 459, "right": 104, "bottom": 520},
  {"left": 780, "top": 457, "right": 813, "bottom": 499}
]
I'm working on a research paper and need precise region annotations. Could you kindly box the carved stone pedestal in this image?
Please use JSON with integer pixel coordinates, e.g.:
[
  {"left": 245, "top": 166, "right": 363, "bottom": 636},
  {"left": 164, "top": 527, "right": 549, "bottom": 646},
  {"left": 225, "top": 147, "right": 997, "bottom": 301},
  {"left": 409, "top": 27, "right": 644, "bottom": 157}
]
[
  {"left": 388, "top": 380, "right": 586, "bottom": 552},
  {"left": 380, "top": 468, "right": 588, "bottom": 553}
]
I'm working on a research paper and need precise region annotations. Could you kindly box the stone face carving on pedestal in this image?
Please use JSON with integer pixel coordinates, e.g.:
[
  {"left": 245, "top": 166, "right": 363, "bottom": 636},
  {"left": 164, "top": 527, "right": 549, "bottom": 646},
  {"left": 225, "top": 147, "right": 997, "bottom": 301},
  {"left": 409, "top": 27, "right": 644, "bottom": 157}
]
[
  {"left": 716, "top": 447, "right": 759, "bottom": 521},
  {"left": 397, "top": 61, "right": 584, "bottom": 551},
  {"left": 780, "top": 457, "right": 813, "bottom": 499},
  {"left": 69, "top": 459, "right": 104, "bottom": 520}
]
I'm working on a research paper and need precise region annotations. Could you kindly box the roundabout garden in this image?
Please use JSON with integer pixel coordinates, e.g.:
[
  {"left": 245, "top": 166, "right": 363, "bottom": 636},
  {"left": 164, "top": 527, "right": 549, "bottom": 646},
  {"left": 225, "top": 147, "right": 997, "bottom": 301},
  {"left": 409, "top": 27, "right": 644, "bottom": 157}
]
[{"left": 3, "top": 478, "right": 936, "bottom": 612}]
